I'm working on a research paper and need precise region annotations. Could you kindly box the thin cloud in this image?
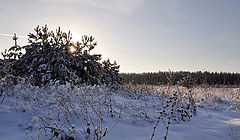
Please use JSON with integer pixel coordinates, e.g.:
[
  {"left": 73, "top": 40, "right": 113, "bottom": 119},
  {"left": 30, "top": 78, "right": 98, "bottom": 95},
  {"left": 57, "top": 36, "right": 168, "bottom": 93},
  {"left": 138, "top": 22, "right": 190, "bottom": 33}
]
[
  {"left": 0, "top": 33, "right": 28, "bottom": 38},
  {"left": 212, "top": 37, "right": 240, "bottom": 46},
  {"left": 81, "top": 0, "right": 145, "bottom": 14}
]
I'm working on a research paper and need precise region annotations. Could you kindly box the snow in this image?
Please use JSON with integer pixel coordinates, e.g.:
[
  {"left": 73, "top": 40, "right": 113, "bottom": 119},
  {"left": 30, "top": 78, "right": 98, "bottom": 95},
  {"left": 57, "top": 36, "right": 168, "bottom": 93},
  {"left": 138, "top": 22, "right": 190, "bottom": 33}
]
[
  {"left": 0, "top": 84, "right": 239, "bottom": 140},
  {"left": 102, "top": 109, "right": 240, "bottom": 140},
  {"left": 0, "top": 107, "right": 239, "bottom": 140},
  {"left": 0, "top": 107, "right": 30, "bottom": 140}
]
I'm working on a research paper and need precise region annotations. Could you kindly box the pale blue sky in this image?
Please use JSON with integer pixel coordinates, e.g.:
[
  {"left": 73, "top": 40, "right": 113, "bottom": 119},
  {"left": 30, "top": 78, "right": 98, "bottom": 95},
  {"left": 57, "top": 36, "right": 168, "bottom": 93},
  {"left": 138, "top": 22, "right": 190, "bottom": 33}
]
[{"left": 0, "top": 0, "right": 240, "bottom": 73}]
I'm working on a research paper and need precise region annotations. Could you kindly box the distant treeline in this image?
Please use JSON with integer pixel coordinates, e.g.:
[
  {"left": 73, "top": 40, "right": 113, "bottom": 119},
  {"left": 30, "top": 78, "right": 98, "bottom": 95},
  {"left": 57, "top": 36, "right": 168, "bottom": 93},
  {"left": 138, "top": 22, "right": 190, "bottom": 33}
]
[{"left": 121, "top": 71, "right": 240, "bottom": 86}]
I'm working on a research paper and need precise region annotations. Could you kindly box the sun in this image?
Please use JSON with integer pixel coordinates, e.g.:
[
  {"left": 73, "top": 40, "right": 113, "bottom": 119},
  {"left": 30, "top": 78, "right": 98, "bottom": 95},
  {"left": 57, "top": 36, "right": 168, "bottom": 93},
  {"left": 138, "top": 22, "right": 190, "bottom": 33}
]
[{"left": 69, "top": 45, "right": 77, "bottom": 53}]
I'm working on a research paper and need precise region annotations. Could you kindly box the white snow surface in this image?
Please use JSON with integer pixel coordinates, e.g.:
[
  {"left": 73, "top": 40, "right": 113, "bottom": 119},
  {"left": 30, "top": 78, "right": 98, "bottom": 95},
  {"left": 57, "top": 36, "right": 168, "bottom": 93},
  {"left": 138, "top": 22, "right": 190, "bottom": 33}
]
[{"left": 0, "top": 84, "right": 239, "bottom": 140}]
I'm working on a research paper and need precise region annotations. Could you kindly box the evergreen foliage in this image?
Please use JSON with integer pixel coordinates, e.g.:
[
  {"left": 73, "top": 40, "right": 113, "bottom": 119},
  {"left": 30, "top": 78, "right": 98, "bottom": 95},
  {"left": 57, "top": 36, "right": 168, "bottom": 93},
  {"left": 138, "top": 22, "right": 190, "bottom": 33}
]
[
  {"left": 121, "top": 71, "right": 240, "bottom": 86},
  {"left": 0, "top": 25, "right": 122, "bottom": 86}
]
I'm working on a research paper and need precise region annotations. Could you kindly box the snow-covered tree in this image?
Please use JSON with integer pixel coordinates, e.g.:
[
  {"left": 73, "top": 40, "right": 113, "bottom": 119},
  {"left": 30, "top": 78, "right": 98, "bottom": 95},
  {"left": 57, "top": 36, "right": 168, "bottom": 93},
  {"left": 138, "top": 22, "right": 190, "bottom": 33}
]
[{"left": 1, "top": 25, "right": 122, "bottom": 86}]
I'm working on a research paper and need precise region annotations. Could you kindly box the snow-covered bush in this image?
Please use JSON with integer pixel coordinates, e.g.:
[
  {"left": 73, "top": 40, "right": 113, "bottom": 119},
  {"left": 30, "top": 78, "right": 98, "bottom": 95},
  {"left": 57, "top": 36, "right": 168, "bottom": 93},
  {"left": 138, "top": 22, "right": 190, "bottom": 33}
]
[
  {"left": 1, "top": 25, "right": 122, "bottom": 86},
  {"left": 0, "top": 80, "right": 200, "bottom": 140},
  {"left": 1, "top": 82, "right": 114, "bottom": 139}
]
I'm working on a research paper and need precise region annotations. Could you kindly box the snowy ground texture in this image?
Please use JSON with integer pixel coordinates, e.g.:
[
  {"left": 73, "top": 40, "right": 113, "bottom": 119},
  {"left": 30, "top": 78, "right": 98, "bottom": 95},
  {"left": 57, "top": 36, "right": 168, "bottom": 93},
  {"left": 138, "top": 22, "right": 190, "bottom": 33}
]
[{"left": 0, "top": 82, "right": 240, "bottom": 140}]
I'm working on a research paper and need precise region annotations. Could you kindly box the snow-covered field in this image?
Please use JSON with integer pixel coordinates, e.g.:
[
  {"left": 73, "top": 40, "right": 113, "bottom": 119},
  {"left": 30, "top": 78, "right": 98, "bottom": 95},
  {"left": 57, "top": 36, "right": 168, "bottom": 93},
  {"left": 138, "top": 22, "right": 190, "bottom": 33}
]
[{"left": 0, "top": 83, "right": 239, "bottom": 140}]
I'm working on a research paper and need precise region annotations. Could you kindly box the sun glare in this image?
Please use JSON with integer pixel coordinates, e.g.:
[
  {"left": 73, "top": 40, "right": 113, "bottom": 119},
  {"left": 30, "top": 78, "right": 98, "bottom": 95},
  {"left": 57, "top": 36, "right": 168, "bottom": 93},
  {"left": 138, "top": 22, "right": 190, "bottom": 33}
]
[{"left": 69, "top": 46, "right": 76, "bottom": 53}]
